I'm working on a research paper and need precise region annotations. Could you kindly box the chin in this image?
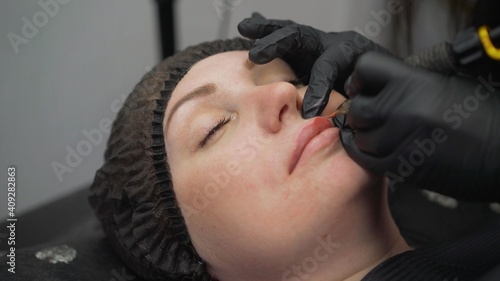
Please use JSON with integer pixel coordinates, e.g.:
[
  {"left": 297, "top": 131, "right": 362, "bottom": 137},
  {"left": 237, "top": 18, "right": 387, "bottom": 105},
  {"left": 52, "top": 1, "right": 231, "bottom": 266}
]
[{"left": 316, "top": 154, "right": 381, "bottom": 195}]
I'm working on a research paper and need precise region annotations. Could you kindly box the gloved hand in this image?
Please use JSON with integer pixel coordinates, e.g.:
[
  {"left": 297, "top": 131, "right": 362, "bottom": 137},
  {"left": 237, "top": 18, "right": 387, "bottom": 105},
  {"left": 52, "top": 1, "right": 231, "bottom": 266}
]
[
  {"left": 237, "top": 12, "right": 395, "bottom": 118},
  {"left": 341, "top": 52, "right": 500, "bottom": 201}
]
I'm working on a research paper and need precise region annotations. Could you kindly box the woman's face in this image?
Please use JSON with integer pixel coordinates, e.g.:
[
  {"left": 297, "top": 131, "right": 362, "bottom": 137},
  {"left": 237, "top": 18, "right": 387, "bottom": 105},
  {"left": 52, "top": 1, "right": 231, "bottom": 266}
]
[{"left": 164, "top": 51, "right": 382, "bottom": 279}]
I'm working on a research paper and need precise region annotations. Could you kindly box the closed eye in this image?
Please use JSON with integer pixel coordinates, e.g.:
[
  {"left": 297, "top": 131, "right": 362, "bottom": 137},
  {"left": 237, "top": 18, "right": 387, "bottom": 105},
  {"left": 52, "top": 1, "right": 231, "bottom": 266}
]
[{"left": 199, "top": 116, "right": 232, "bottom": 148}]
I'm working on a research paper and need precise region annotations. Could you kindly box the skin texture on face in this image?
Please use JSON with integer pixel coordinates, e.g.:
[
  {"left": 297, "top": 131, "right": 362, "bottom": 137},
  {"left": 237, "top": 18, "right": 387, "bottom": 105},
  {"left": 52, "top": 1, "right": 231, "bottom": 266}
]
[{"left": 163, "top": 51, "right": 407, "bottom": 281}]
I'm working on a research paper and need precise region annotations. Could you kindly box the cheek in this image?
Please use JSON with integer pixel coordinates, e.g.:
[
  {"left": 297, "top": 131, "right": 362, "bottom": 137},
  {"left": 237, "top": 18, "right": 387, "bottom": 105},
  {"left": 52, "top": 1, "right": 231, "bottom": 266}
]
[
  {"left": 171, "top": 131, "right": 279, "bottom": 227},
  {"left": 316, "top": 150, "right": 381, "bottom": 204},
  {"left": 172, "top": 133, "right": 297, "bottom": 253}
]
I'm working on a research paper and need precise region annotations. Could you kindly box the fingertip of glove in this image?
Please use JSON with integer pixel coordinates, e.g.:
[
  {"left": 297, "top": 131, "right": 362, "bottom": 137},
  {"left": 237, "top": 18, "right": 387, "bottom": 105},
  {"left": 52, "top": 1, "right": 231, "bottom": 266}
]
[
  {"left": 238, "top": 13, "right": 268, "bottom": 37},
  {"left": 339, "top": 128, "right": 360, "bottom": 156},
  {"left": 302, "top": 110, "right": 318, "bottom": 119},
  {"left": 302, "top": 97, "right": 326, "bottom": 119},
  {"left": 248, "top": 44, "right": 275, "bottom": 64},
  {"left": 355, "top": 52, "right": 379, "bottom": 71},
  {"left": 237, "top": 18, "right": 253, "bottom": 36},
  {"left": 251, "top": 12, "right": 266, "bottom": 20},
  {"left": 351, "top": 52, "right": 402, "bottom": 96}
]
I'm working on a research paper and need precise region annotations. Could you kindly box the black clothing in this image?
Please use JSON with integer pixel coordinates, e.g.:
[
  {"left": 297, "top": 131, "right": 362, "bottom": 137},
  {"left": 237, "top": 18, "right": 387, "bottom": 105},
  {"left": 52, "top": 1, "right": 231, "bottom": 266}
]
[{"left": 363, "top": 218, "right": 500, "bottom": 281}]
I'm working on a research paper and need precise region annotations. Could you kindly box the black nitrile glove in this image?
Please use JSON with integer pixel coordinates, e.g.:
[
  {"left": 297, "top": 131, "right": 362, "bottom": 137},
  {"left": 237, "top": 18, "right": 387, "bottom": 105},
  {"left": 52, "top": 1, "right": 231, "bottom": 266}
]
[
  {"left": 342, "top": 52, "right": 500, "bottom": 202},
  {"left": 237, "top": 12, "right": 395, "bottom": 118}
]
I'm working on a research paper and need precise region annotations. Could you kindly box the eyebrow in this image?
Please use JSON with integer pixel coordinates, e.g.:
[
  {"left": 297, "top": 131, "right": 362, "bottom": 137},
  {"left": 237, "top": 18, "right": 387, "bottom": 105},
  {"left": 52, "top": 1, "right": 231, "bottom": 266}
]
[{"left": 164, "top": 83, "right": 217, "bottom": 132}]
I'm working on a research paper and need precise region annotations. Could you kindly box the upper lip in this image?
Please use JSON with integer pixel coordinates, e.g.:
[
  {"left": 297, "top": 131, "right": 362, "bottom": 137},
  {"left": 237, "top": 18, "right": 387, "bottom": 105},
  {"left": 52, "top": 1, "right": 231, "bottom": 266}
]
[{"left": 289, "top": 117, "right": 334, "bottom": 174}]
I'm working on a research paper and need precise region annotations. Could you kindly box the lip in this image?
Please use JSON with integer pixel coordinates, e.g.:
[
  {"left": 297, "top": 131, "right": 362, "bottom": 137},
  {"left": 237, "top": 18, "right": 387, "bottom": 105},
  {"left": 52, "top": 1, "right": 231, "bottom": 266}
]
[{"left": 289, "top": 117, "right": 340, "bottom": 174}]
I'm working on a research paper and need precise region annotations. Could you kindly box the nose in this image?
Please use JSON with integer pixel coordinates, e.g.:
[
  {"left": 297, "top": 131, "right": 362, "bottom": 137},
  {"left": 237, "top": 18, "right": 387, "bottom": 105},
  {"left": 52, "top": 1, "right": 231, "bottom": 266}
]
[{"left": 245, "top": 82, "right": 299, "bottom": 133}]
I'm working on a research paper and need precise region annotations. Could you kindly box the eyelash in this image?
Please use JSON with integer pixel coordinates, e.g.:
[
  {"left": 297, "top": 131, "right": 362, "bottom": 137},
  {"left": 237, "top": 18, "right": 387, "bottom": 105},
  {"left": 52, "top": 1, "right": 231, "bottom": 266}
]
[{"left": 199, "top": 116, "right": 232, "bottom": 148}]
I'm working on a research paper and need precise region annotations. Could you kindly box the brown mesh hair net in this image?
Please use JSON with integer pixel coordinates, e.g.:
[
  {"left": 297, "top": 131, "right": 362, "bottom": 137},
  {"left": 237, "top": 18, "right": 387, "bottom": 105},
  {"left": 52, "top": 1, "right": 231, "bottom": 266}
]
[{"left": 89, "top": 38, "right": 254, "bottom": 281}]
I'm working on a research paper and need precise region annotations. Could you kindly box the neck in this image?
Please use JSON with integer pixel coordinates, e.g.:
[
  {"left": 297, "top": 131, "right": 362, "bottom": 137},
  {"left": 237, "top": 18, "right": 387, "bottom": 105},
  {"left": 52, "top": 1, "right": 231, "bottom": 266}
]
[
  {"left": 343, "top": 228, "right": 410, "bottom": 281},
  {"left": 306, "top": 182, "right": 411, "bottom": 281},
  {"left": 212, "top": 180, "right": 411, "bottom": 281}
]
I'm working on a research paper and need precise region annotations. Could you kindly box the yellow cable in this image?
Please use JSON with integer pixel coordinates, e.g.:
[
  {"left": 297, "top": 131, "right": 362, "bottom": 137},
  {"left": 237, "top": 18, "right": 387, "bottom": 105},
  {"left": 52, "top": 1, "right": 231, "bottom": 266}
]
[{"left": 478, "top": 25, "right": 500, "bottom": 60}]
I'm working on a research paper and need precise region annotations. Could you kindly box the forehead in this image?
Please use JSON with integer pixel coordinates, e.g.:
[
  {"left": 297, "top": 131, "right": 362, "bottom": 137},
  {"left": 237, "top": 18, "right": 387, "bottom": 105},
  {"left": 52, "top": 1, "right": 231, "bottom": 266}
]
[
  {"left": 165, "top": 51, "right": 294, "bottom": 117},
  {"left": 176, "top": 51, "right": 248, "bottom": 94},
  {"left": 165, "top": 51, "right": 247, "bottom": 115}
]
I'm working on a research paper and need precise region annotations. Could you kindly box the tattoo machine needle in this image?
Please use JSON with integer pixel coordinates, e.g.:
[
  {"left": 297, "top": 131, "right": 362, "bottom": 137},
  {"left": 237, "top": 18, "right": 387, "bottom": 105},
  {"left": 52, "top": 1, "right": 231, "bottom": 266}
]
[{"left": 325, "top": 99, "right": 352, "bottom": 118}]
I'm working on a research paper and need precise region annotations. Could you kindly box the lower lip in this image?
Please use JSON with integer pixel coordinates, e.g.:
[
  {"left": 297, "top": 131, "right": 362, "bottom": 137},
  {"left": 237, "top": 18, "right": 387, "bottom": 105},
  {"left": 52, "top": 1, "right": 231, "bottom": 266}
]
[{"left": 294, "top": 127, "right": 340, "bottom": 172}]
